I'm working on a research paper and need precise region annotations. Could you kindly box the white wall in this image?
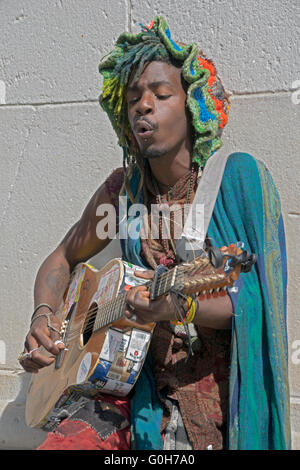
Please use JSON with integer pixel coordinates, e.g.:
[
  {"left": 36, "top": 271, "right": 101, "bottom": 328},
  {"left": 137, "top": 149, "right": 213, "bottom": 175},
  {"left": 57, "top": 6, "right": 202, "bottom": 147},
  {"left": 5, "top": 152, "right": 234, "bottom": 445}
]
[{"left": 0, "top": 0, "right": 299, "bottom": 449}]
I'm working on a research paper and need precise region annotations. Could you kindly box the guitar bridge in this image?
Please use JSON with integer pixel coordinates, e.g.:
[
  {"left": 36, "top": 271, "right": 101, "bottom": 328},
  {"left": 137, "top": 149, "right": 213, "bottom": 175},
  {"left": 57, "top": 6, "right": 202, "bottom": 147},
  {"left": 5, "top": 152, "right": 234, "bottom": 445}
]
[{"left": 54, "top": 306, "right": 74, "bottom": 370}]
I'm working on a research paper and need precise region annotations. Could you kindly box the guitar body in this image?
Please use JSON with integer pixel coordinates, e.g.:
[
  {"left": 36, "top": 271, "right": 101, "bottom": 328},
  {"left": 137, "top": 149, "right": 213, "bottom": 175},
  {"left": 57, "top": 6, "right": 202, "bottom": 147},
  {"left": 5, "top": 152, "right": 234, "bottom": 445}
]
[{"left": 25, "top": 259, "right": 154, "bottom": 430}]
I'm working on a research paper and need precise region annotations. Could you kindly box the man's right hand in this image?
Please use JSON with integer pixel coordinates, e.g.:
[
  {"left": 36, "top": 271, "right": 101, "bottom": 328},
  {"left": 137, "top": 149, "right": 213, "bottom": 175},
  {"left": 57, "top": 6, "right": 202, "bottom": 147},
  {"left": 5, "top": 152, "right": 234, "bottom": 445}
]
[{"left": 20, "top": 310, "right": 66, "bottom": 373}]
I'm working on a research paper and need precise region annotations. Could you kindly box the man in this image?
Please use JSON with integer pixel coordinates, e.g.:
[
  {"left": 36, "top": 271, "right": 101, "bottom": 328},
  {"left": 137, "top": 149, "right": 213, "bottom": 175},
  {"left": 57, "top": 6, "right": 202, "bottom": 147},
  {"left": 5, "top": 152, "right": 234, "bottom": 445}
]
[{"left": 19, "top": 17, "right": 291, "bottom": 450}]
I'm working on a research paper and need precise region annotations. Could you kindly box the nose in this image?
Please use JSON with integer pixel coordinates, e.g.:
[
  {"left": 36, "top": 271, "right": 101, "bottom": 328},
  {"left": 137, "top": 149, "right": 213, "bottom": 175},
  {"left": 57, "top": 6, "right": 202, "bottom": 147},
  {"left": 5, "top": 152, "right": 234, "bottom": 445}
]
[{"left": 136, "top": 91, "right": 154, "bottom": 116}]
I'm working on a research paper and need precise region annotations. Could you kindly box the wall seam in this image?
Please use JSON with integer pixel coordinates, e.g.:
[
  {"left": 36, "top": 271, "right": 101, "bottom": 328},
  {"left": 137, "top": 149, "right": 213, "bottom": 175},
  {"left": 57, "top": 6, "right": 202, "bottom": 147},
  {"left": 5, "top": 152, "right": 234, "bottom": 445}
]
[{"left": 0, "top": 89, "right": 293, "bottom": 109}]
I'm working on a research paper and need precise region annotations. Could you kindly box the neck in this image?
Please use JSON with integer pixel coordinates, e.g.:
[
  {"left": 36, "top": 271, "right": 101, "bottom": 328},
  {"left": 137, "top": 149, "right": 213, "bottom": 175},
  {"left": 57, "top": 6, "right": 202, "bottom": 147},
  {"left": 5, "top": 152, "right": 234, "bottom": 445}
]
[{"left": 147, "top": 143, "right": 192, "bottom": 189}]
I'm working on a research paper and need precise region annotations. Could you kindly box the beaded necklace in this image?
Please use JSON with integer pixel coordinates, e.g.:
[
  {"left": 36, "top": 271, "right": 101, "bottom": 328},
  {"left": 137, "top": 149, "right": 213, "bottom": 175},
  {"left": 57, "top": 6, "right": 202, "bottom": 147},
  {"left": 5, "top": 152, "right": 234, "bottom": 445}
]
[{"left": 151, "top": 163, "right": 198, "bottom": 262}]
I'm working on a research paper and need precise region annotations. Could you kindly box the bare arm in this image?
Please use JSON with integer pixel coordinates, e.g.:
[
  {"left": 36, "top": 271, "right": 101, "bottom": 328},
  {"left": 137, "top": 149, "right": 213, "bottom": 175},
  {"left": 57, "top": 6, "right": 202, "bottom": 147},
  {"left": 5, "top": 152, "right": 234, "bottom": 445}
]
[
  {"left": 193, "top": 295, "right": 233, "bottom": 329},
  {"left": 21, "top": 182, "right": 115, "bottom": 372}
]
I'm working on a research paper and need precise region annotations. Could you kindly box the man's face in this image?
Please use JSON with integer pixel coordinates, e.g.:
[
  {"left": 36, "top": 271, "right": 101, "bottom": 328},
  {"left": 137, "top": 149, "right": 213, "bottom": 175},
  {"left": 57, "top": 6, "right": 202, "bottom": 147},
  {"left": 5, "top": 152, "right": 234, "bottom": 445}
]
[{"left": 126, "top": 61, "right": 192, "bottom": 159}]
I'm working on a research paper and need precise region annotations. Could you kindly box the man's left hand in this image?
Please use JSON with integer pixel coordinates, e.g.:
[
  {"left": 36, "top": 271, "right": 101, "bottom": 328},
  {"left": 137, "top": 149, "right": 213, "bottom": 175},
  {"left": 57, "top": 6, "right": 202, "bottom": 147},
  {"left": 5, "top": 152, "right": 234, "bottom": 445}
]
[{"left": 124, "top": 270, "right": 178, "bottom": 324}]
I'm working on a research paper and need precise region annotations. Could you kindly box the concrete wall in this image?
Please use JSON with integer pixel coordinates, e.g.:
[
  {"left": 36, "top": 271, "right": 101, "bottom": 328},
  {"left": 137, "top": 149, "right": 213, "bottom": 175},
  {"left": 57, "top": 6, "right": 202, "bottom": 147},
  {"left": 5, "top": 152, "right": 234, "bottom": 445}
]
[{"left": 0, "top": 0, "right": 299, "bottom": 449}]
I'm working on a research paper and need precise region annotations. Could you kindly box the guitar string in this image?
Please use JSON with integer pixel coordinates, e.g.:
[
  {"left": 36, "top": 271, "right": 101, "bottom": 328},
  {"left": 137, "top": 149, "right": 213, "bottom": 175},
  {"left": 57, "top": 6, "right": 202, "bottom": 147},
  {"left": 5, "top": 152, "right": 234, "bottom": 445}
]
[
  {"left": 61, "top": 218, "right": 216, "bottom": 342},
  {"left": 63, "top": 268, "right": 178, "bottom": 341},
  {"left": 62, "top": 258, "right": 229, "bottom": 341},
  {"left": 58, "top": 238, "right": 232, "bottom": 343},
  {"left": 64, "top": 268, "right": 170, "bottom": 327},
  {"left": 65, "top": 212, "right": 215, "bottom": 338},
  {"left": 64, "top": 269, "right": 227, "bottom": 342},
  {"left": 65, "top": 270, "right": 179, "bottom": 341}
]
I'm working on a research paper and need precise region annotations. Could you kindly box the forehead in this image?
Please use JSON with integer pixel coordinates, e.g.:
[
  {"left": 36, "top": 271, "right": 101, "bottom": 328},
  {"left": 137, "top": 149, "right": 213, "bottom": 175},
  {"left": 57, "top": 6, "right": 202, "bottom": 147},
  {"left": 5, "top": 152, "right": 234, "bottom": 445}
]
[{"left": 127, "top": 61, "right": 183, "bottom": 92}]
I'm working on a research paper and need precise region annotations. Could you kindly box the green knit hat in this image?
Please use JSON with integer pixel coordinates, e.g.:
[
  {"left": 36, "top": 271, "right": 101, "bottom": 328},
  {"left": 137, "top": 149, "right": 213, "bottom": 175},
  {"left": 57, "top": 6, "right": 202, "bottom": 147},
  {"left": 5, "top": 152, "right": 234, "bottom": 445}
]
[{"left": 99, "top": 16, "right": 230, "bottom": 167}]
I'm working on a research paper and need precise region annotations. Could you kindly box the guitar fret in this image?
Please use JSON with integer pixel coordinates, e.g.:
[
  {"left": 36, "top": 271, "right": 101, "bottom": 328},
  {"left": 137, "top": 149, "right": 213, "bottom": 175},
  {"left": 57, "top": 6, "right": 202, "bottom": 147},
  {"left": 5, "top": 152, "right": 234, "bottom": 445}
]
[
  {"left": 92, "top": 263, "right": 180, "bottom": 332},
  {"left": 92, "top": 292, "right": 127, "bottom": 333},
  {"left": 163, "top": 273, "right": 168, "bottom": 295},
  {"left": 108, "top": 300, "right": 113, "bottom": 324},
  {"left": 155, "top": 271, "right": 171, "bottom": 297}
]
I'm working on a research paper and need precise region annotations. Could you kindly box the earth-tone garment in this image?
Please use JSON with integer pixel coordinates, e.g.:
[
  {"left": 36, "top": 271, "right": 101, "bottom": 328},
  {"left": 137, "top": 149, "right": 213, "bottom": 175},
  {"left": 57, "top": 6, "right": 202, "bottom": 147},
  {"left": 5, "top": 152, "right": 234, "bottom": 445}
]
[{"left": 105, "top": 165, "right": 231, "bottom": 450}]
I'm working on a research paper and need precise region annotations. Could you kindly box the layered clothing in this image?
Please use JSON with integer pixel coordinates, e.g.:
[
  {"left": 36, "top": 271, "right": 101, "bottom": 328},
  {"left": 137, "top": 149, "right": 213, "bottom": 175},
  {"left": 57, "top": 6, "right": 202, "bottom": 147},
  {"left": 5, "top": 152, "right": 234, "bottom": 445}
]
[{"left": 120, "top": 152, "right": 291, "bottom": 450}]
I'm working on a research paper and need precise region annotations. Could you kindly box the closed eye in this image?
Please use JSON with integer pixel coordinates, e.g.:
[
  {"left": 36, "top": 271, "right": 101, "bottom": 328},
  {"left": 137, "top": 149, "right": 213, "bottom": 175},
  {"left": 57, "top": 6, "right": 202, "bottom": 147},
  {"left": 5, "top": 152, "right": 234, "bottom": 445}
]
[
  {"left": 128, "top": 97, "right": 139, "bottom": 105},
  {"left": 156, "top": 94, "right": 171, "bottom": 100}
]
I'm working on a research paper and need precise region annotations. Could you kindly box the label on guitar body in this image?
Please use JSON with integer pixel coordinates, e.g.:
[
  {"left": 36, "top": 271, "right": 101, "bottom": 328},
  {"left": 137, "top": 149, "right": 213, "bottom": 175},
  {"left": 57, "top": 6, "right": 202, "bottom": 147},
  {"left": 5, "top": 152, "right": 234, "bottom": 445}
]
[
  {"left": 126, "top": 329, "right": 151, "bottom": 362},
  {"left": 90, "top": 264, "right": 121, "bottom": 306},
  {"left": 100, "top": 328, "right": 130, "bottom": 362},
  {"left": 76, "top": 353, "right": 92, "bottom": 384},
  {"left": 85, "top": 261, "right": 152, "bottom": 396},
  {"left": 88, "top": 325, "right": 151, "bottom": 396}
]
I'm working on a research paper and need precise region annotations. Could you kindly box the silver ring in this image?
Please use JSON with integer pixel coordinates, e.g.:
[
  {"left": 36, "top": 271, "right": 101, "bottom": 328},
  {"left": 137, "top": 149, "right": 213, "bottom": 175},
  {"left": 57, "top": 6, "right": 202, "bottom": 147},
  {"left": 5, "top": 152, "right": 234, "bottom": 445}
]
[
  {"left": 29, "top": 347, "right": 39, "bottom": 356},
  {"left": 18, "top": 348, "right": 39, "bottom": 362},
  {"left": 131, "top": 313, "right": 137, "bottom": 322}
]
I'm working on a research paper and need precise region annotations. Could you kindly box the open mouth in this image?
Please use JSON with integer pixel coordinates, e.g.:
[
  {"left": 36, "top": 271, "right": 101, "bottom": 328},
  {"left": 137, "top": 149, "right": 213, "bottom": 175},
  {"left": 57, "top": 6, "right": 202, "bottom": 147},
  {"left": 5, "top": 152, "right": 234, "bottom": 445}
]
[{"left": 135, "top": 120, "right": 156, "bottom": 139}]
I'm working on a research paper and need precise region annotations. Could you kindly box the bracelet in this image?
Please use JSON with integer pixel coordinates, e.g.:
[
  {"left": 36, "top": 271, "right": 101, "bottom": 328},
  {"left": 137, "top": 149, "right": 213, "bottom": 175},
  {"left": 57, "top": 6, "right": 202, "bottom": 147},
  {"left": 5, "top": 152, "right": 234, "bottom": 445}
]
[
  {"left": 171, "top": 296, "right": 196, "bottom": 326},
  {"left": 186, "top": 297, "right": 196, "bottom": 323},
  {"left": 30, "top": 312, "right": 61, "bottom": 334},
  {"left": 31, "top": 303, "right": 54, "bottom": 321}
]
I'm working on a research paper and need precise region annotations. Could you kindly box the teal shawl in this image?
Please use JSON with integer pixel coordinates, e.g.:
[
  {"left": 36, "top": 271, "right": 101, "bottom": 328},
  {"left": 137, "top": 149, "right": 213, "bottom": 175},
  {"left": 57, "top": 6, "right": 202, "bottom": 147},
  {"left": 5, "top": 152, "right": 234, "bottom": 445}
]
[{"left": 119, "top": 152, "right": 291, "bottom": 450}]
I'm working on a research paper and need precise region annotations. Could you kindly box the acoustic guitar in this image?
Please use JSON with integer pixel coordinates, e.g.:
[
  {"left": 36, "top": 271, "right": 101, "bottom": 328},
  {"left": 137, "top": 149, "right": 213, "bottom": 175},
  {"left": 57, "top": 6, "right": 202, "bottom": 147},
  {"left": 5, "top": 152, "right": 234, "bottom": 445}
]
[{"left": 25, "top": 243, "right": 255, "bottom": 430}]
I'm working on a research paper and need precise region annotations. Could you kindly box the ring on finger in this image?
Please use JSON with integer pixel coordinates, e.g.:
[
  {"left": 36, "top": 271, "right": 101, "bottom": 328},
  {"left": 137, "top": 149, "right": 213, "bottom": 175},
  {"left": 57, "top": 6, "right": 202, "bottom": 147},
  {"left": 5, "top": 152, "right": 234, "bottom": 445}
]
[
  {"left": 18, "top": 347, "right": 39, "bottom": 362},
  {"left": 18, "top": 352, "right": 29, "bottom": 362}
]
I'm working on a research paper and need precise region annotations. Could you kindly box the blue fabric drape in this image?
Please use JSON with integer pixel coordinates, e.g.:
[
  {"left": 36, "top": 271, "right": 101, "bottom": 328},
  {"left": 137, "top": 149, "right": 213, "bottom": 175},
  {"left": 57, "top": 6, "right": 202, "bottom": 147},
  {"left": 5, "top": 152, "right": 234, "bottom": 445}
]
[{"left": 120, "top": 152, "right": 291, "bottom": 450}]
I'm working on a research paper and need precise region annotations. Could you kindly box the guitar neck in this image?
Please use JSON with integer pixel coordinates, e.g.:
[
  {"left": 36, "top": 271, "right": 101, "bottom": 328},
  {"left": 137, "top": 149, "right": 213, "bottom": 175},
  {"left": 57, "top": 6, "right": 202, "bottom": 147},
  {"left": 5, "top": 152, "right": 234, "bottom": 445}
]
[
  {"left": 92, "top": 266, "right": 183, "bottom": 333},
  {"left": 92, "top": 292, "right": 127, "bottom": 332}
]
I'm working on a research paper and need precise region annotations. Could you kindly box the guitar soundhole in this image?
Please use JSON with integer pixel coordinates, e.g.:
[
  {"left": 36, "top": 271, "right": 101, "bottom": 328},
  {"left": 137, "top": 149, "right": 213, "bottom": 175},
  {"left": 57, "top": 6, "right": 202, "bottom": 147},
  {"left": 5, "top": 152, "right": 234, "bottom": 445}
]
[{"left": 82, "top": 302, "right": 98, "bottom": 346}]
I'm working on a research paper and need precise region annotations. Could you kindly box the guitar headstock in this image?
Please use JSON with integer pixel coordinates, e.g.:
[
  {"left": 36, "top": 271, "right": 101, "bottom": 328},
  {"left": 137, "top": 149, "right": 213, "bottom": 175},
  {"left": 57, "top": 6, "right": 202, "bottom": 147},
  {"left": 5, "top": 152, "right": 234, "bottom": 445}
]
[{"left": 176, "top": 243, "right": 256, "bottom": 298}]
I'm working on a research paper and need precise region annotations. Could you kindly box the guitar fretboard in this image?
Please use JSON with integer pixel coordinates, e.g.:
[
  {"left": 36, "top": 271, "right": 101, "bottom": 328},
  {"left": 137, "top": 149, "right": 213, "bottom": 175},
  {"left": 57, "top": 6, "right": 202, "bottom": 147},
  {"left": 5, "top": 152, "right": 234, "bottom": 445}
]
[{"left": 91, "top": 266, "right": 183, "bottom": 333}]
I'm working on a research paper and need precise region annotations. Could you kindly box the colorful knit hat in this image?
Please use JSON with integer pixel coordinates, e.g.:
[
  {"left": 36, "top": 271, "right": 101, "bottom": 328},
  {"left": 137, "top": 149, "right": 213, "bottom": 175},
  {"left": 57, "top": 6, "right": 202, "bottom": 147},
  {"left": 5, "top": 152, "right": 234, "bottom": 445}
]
[{"left": 98, "top": 16, "right": 230, "bottom": 168}]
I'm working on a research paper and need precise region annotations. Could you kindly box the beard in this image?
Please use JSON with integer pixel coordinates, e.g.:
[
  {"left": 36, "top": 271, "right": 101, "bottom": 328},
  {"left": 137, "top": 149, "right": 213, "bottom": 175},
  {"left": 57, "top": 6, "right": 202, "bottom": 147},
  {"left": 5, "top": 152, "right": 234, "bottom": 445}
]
[{"left": 141, "top": 145, "right": 166, "bottom": 159}]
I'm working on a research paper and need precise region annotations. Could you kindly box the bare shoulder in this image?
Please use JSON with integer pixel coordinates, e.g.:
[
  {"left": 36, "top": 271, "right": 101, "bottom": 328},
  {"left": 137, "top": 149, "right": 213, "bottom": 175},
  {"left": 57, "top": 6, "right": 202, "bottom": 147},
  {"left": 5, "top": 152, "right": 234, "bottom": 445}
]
[{"left": 59, "top": 168, "right": 123, "bottom": 268}]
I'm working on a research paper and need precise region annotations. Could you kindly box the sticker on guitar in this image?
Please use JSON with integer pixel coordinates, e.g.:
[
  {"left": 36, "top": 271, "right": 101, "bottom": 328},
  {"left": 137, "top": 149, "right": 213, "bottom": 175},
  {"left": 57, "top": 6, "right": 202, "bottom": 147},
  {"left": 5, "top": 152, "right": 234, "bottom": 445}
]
[
  {"left": 87, "top": 326, "right": 151, "bottom": 396},
  {"left": 90, "top": 264, "right": 121, "bottom": 306}
]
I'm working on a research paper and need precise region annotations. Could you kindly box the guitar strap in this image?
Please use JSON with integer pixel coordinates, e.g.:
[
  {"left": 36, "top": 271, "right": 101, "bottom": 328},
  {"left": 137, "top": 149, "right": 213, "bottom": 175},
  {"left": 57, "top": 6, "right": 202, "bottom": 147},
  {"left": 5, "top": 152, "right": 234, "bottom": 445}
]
[{"left": 176, "top": 148, "right": 229, "bottom": 262}]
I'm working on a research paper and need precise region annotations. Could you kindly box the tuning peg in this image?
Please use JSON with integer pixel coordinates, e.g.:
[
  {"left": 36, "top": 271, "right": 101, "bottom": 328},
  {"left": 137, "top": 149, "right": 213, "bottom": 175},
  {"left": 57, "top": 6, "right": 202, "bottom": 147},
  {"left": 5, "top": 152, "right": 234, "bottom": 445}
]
[{"left": 208, "top": 246, "right": 224, "bottom": 268}]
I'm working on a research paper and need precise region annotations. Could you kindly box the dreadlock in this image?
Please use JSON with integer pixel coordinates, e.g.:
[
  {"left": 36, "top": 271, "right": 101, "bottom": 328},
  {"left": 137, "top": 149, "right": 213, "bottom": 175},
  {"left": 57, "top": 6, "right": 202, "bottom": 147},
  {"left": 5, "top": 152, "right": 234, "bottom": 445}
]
[{"left": 98, "top": 16, "right": 230, "bottom": 202}]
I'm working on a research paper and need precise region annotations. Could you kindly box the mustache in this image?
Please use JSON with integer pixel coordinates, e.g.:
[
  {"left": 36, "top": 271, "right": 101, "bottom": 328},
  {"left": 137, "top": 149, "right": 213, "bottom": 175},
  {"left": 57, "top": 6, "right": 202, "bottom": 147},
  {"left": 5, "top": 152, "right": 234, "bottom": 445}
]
[{"left": 133, "top": 116, "right": 159, "bottom": 132}]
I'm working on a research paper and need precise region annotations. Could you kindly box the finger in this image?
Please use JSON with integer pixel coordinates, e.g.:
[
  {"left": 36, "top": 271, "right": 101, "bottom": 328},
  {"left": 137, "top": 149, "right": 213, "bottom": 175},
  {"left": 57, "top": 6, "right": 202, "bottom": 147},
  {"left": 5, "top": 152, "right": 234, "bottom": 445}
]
[
  {"left": 30, "top": 348, "right": 56, "bottom": 368},
  {"left": 124, "top": 304, "right": 136, "bottom": 320},
  {"left": 31, "top": 328, "right": 62, "bottom": 356},
  {"left": 22, "top": 354, "right": 55, "bottom": 371},
  {"left": 128, "top": 290, "right": 151, "bottom": 312},
  {"left": 19, "top": 346, "right": 55, "bottom": 371},
  {"left": 21, "top": 361, "right": 40, "bottom": 373},
  {"left": 134, "top": 270, "right": 155, "bottom": 280},
  {"left": 126, "top": 285, "right": 149, "bottom": 305},
  {"left": 124, "top": 308, "right": 149, "bottom": 325},
  {"left": 24, "top": 337, "right": 56, "bottom": 367}
]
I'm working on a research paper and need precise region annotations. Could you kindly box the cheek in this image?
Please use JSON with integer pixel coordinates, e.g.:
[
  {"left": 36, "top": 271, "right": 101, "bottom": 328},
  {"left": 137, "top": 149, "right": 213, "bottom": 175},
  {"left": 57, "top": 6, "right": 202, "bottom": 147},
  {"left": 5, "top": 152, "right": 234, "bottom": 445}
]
[{"left": 161, "top": 106, "right": 188, "bottom": 137}]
